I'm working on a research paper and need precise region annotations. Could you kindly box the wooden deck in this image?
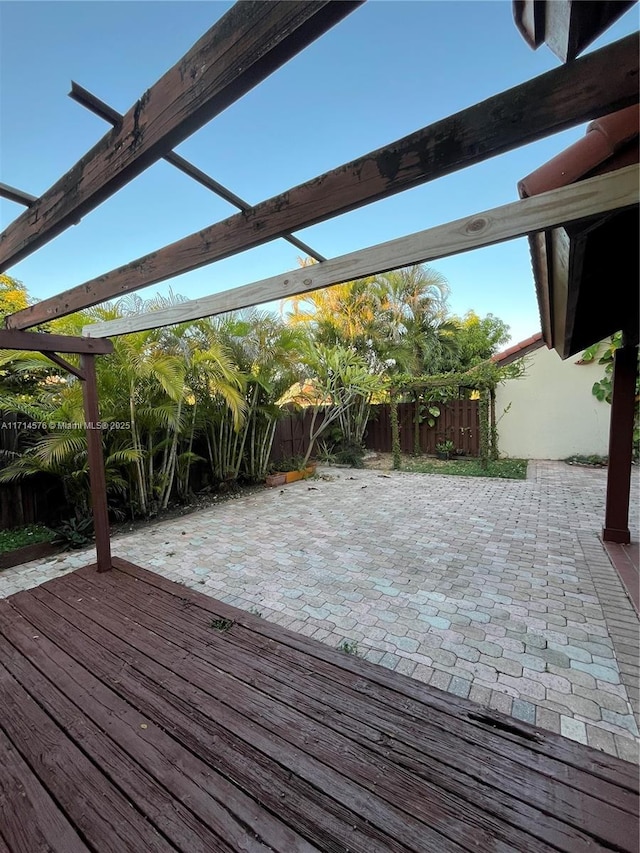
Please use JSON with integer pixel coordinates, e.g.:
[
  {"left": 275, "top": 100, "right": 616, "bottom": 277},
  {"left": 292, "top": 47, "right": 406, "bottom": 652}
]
[{"left": 0, "top": 559, "right": 637, "bottom": 853}]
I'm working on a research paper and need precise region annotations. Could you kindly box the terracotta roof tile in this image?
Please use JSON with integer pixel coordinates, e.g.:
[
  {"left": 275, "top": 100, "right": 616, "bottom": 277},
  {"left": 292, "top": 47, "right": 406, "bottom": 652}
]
[
  {"left": 518, "top": 104, "right": 639, "bottom": 198},
  {"left": 492, "top": 332, "right": 544, "bottom": 365}
]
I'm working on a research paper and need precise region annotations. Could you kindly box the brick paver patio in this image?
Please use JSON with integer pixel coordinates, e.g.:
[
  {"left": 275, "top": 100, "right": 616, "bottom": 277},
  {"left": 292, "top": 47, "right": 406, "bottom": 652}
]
[{"left": 2, "top": 460, "right": 638, "bottom": 762}]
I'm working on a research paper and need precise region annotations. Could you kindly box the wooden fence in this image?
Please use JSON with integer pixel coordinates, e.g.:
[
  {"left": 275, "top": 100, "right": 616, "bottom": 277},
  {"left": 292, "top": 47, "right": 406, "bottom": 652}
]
[
  {"left": 365, "top": 400, "right": 480, "bottom": 455},
  {"left": 270, "top": 409, "right": 323, "bottom": 464},
  {"left": 270, "top": 399, "right": 479, "bottom": 463},
  {"left": 0, "top": 476, "right": 65, "bottom": 530}
]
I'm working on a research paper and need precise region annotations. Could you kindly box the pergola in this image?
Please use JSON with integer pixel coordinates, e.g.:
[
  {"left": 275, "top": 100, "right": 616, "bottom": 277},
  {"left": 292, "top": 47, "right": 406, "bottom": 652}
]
[{"left": 0, "top": 0, "right": 638, "bottom": 575}]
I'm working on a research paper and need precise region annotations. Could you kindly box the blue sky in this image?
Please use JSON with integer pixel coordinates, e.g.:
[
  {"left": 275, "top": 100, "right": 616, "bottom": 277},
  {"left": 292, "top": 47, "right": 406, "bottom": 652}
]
[{"left": 0, "top": 1, "right": 637, "bottom": 345}]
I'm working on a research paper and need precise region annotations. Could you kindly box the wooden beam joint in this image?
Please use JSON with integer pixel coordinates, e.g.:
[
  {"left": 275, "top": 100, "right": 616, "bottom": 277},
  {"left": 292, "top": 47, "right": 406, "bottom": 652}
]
[
  {"left": 0, "top": 329, "right": 113, "bottom": 354},
  {"left": 7, "top": 31, "right": 637, "bottom": 330}
]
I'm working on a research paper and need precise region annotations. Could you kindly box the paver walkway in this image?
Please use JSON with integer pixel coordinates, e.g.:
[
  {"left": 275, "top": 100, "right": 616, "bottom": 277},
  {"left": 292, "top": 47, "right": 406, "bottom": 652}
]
[{"left": 2, "top": 461, "right": 638, "bottom": 762}]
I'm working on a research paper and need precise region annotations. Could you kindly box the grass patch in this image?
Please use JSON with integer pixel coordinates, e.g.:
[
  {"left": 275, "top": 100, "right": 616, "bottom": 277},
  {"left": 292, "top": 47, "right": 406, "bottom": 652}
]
[
  {"left": 338, "top": 639, "right": 360, "bottom": 655},
  {"left": 565, "top": 454, "right": 608, "bottom": 468},
  {"left": 210, "top": 618, "right": 234, "bottom": 632},
  {"left": 402, "top": 457, "right": 528, "bottom": 480},
  {"left": 0, "top": 524, "right": 55, "bottom": 555}
]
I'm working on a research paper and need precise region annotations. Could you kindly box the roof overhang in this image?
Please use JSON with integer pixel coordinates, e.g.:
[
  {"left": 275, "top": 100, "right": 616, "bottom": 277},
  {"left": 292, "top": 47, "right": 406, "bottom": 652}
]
[
  {"left": 520, "top": 105, "right": 639, "bottom": 358},
  {"left": 513, "top": 0, "right": 637, "bottom": 62}
]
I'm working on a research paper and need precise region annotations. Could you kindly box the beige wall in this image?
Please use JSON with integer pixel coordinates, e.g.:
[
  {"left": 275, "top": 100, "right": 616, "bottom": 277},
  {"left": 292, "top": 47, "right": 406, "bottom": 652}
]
[{"left": 495, "top": 346, "right": 611, "bottom": 460}]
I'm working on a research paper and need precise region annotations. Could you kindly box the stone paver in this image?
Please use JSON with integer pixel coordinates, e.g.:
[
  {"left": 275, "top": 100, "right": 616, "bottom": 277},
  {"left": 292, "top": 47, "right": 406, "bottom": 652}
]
[{"left": 1, "top": 460, "right": 638, "bottom": 762}]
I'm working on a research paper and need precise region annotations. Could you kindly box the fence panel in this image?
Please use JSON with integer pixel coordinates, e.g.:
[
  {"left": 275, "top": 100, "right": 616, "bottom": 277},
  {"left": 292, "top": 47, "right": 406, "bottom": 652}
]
[
  {"left": 0, "top": 476, "right": 65, "bottom": 529},
  {"left": 270, "top": 408, "right": 323, "bottom": 464},
  {"left": 270, "top": 400, "right": 480, "bottom": 462},
  {"left": 365, "top": 399, "right": 480, "bottom": 456}
]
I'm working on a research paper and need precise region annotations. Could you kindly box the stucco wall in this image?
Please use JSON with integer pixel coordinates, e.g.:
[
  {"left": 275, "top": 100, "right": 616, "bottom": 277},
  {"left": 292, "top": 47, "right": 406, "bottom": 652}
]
[{"left": 495, "top": 346, "right": 610, "bottom": 460}]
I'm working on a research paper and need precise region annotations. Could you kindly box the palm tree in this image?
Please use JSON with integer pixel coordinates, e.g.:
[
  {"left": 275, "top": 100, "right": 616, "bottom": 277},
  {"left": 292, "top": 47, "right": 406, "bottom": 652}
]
[
  {"left": 375, "top": 265, "right": 459, "bottom": 454},
  {"left": 203, "top": 311, "right": 305, "bottom": 482}
]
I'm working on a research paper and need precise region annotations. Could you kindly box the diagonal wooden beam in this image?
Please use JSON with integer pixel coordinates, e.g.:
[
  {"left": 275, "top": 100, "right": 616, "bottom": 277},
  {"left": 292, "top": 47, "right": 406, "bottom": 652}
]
[
  {"left": 0, "top": 1, "right": 361, "bottom": 272},
  {"left": 0, "top": 183, "right": 37, "bottom": 207},
  {"left": 40, "top": 351, "right": 85, "bottom": 380},
  {"left": 68, "top": 81, "right": 326, "bottom": 262},
  {"left": 81, "top": 165, "right": 639, "bottom": 338},
  {"left": 0, "top": 330, "right": 113, "bottom": 354},
  {"left": 10, "top": 32, "right": 638, "bottom": 331}
]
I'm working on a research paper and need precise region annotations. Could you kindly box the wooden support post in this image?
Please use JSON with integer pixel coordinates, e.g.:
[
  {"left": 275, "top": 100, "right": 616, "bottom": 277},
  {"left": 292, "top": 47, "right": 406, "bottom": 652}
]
[
  {"left": 80, "top": 353, "right": 111, "bottom": 571},
  {"left": 603, "top": 342, "right": 638, "bottom": 544},
  {"left": 489, "top": 388, "right": 498, "bottom": 461}
]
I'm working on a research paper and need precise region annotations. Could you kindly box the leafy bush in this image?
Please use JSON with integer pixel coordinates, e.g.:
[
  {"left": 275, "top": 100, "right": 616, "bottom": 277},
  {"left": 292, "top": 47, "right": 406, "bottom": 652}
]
[
  {"left": 565, "top": 454, "right": 608, "bottom": 468},
  {"left": 334, "top": 440, "right": 365, "bottom": 468},
  {"left": 53, "top": 517, "right": 94, "bottom": 549},
  {"left": 0, "top": 524, "right": 54, "bottom": 555}
]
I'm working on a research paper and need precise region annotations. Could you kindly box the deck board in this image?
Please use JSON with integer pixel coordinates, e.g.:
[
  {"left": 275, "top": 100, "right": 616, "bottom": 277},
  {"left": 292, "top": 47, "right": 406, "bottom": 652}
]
[{"left": 0, "top": 560, "right": 637, "bottom": 853}]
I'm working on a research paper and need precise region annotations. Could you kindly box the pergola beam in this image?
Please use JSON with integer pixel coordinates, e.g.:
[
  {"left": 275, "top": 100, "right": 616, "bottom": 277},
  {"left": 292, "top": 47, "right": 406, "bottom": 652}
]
[
  {"left": 0, "top": 330, "right": 113, "bottom": 354},
  {"left": 0, "top": 1, "right": 361, "bottom": 272},
  {"left": 10, "top": 31, "right": 638, "bottom": 331},
  {"left": 68, "top": 82, "right": 326, "bottom": 262},
  {"left": 0, "top": 183, "right": 37, "bottom": 207},
  {"left": 82, "top": 165, "right": 639, "bottom": 338},
  {"left": 41, "top": 351, "right": 85, "bottom": 380}
]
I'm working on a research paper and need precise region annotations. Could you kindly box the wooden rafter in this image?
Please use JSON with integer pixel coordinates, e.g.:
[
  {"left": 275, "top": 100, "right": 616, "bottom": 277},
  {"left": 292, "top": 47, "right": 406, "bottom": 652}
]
[
  {"left": 9, "top": 32, "right": 638, "bottom": 332},
  {"left": 513, "top": 0, "right": 636, "bottom": 62},
  {"left": 0, "top": 330, "right": 113, "bottom": 354},
  {"left": 0, "top": 0, "right": 361, "bottom": 272},
  {"left": 40, "top": 351, "right": 85, "bottom": 380},
  {"left": 68, "top": 82, "right": 326, "bottom": 263},
  {"left": 0, "top": 183, "right": 37, "bottom": 207},
  {"left": 82, "top": 165, "right": 639, "bottom": 338}
]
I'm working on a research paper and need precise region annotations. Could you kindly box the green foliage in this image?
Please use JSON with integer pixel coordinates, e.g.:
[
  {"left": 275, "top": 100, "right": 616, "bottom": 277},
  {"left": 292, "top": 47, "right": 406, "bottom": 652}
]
[
  {"left": 270, "top": 453, "right": 307, "bottom": 473},
  {"left": 298, "top": 342, "right": 385, "bottom": 467},
  {"left": 0, "top": 274, "right": 29, "bottom": 318},
  {"left": 435, "top": 440, "right": 455, "bottom": 454},
  {"left": 582, "top": 333, "right": 640, "bottom": 459},
  {"left": 478, "top": 390, "right": 490, "bottom": 470},
  {"left": 0, "top": 524, "right": 54, "bottom": 554},
  {"left": 210, "top": 618, "right": 234, "bottom": 632},
  {"left": 333, "top": 440, "right": 365, "bottom": 468},
  {"left": 338, "top": 639, "right": 360, "bottom": 655},
  {"left": 449, "top": 311, "right": 510, "bottom": 370},
  {"left": 565, "top": 454, "right": 608, "bottom": 468},
  {"left": 402, "top": 458, "right": 527, "bottom": 479},
  {"left": 390, "top": 393, "right": 401, "bottom": 471},
  {"left": 53, "top": 517, "right": 94, "bottom": 549},
  {"left": 1, "top": 265, "right": 517, "bottom": 520}
]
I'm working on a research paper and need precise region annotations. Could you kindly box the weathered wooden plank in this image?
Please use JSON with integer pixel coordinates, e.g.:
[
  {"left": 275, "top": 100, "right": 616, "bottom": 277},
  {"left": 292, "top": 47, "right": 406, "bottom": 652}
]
[
  {"left": 0, "top": 2, "right": 361, "bottom": 272},
  {"left": 112, "top": 559, "right": 640, "bottom": 793},
  {"left": 0, "top": 608, "right": 308, "bottom": 853},
  {"left": 0, "top": 658, "right": 175, "bottom": 853},
  {"left": 101, "top": 565, "right": 637, "bottom": 814},
  {"left": 69, "top": 82, "right": 326, "bottom": 263},
  {"left": 9, "top": 31, "right": 638, "bottom": 331},
  {"left": 34, "top": 580, "right": 474, "bottom": 853},
  {"left": 76, "top": 568, "right": 640, "bottom": 837},
  {"left": 0, "top": 726, "right": 89, "bottom": 853},
  {"left": 0, "top": 329, "right": 113, "bottom": 353},
  {"left": 81, "top": 165, "right": 640, "bottom": 337},
  {"left": 71, "top": 567, "right": 638, "bottom": 853},
  {"left": 544, "top": 0, "right": 636, "bottom": 62},
  {"left": 46, "top": 571, "right": 636, "bottom": 853},
  {"left": 20, "top": 584, "right": 419, "bottom": 853}
]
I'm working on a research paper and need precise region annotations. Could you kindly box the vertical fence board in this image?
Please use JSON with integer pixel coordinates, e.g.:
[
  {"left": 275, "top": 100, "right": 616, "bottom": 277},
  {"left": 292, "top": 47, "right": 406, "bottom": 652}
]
[
  {"left": 365, "top": 400, "right": 480, "bottom": 456},
  {"left": 269, "top": 400, "right": 480, "bottom": 465}
]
